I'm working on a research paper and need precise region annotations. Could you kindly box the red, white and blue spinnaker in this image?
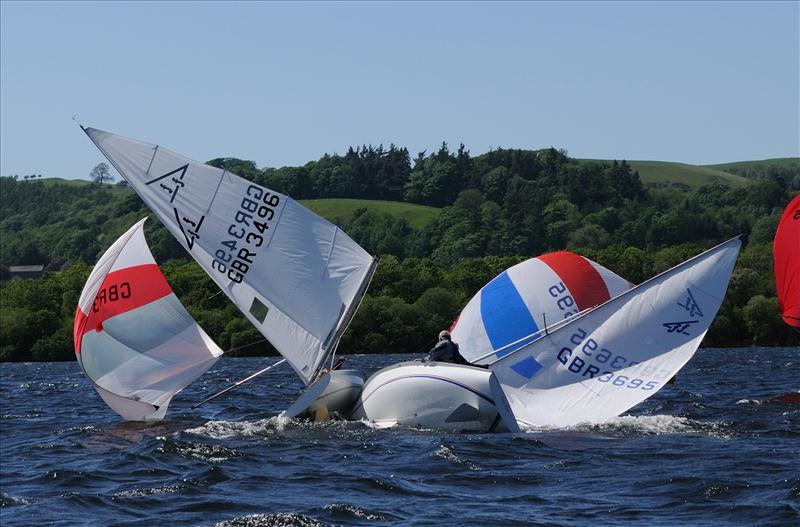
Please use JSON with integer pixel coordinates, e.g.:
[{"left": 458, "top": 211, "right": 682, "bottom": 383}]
[{"left": 451, "top": 251, "right": 632, "bottom": 365}]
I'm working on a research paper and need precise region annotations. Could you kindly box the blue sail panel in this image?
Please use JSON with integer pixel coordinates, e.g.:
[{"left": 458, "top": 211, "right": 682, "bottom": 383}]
[{"left": 480, "top": 271, "right": 539, "bottom": 357}]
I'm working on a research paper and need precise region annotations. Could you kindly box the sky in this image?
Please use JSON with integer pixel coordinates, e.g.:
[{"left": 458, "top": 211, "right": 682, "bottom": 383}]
[{"left": 1, "top": 1, "right": 798, "bottom": 180}]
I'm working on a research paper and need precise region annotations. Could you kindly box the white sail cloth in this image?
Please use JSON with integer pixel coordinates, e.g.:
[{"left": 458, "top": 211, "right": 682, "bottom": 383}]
[
  {"left": 452, "top": 252, "right": 632, "bottom": 365},
  {"left": 83, "top": 127, "right": 376, "bottom": 385},
  {"left": 489, "top": 238, "right": 741, "bottom": 428},
  {"left": 74, "top": 219, "right": 222, "bottom": 421}
]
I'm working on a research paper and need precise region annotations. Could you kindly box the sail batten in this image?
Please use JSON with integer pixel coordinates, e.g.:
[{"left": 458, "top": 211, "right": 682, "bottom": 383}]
[{"left": 83, "top": 127, "right": 375, "bottom": 385}]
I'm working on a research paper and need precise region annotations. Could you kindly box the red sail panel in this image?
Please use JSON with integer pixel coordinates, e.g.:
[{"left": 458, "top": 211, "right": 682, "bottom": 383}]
[
  {"left": 73, "top": 264, "right": 173, "bottom": 353},
  {"left": 538, "top": 251, "right": 610, "bottom": 311},
  {"left": 774, "top": 194, "right": 800, "bottom": 328}
]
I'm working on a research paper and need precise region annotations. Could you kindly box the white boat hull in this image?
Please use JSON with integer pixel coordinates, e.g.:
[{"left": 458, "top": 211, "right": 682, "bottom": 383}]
[
  {"left": 283, "top": 369, "right": 364, "bottom": 420},
  {"left": 351, "top": 362, "right": 511, "bottom": 432}
]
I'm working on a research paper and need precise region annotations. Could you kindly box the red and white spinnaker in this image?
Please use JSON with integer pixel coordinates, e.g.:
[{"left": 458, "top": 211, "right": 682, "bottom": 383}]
[{"left": 74, "top": 218, "right": 222, "bottom": 421}]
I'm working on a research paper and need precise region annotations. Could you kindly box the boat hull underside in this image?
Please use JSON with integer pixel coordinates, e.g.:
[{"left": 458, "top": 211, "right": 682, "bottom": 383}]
[
  {"left": 351, "top": 362, "right": 505, "bottom": 432},
  {"left": 286, "top": 369, "right": 365, "bottom": 420}
]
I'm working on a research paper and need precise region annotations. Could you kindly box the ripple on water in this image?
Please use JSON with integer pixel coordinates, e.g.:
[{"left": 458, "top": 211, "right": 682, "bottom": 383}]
[
  {"left": 112, "top": 485, "right": 184, "bottom": 499},
  {"left": 157, "top": 437, "right": 242, "bottom": 463},
  {"left": 0, "top": 492, "right": 36, "bottom": 507},
  {"left": 318, "top": 503, "right": 399, "bottom": 522},
  {"left": 184, "top": 417, "right": 289, "bottom": 440},
  {"left": 214, "top": 513, "right": 329, "bottom": 527},
  {"left": 433, "top": 444, "right": 481, "bottom": 470}
]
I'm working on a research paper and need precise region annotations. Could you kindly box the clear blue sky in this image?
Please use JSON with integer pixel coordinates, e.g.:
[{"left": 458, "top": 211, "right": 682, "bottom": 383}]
[{"left": 1, "top": 1, "right": 798, "bottom": 180}]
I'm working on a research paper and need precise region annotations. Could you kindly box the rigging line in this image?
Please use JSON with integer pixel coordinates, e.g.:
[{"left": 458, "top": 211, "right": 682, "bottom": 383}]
[
  {"left": 192, "top": 358, "right": 287, "bottom": 409},
  {"left": 222, "top": 338, "right": 267, "bottom": 354},
  {"left": 206, "top": 290, "right": 224, "bottom": 301}
]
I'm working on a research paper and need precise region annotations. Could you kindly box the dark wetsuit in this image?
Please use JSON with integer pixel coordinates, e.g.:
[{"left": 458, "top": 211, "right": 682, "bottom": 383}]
[{"left": 426, "top": 339, "right": 467, "bottom": 364}]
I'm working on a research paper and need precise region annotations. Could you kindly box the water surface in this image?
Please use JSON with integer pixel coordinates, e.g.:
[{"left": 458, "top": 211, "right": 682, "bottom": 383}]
[{"left": 1, "top": 348, "right": 798, "bottom": 526}]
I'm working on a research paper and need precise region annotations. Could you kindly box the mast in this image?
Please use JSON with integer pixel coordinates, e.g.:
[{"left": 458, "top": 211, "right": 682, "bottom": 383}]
[{"left": 311, "top": 255, "right": 379, "bottom": 382}]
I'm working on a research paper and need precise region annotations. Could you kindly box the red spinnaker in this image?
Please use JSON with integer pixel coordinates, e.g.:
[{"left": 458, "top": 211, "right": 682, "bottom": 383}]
[{"left": 774, "top": 194, "right": 800, "bottom": 329}]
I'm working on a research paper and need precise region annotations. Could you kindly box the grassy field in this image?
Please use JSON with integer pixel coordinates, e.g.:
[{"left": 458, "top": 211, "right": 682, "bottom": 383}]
[
  {"left": 301, "top": 198, "right": 440, "bottom": 229},
  {"left": 29, "top": 177, "right": 136, "bottom": 194},
  {"left": 704, "top": 157, "right": 800, "bottom": 173},
  {"left": 578, "top": 159, "right": 751, "bottom": 189},
  {"left": 35, "top": 177, "right": 92, "bottom": 187},
  {"left": 31, "top": 179, "right": 441, "bottom": 229}
]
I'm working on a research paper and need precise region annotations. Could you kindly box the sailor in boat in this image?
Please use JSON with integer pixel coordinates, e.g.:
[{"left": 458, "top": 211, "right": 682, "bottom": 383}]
[{"left": 424, "top": 330, "right": 468, "bottom": 364}]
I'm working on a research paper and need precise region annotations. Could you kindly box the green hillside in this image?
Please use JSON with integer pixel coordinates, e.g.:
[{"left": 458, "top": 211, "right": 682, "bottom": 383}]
[
  {"left": 705, "top": 158, "right": 800, "bottom": 173},
  {"left": 579, "top": 159, "right": 751, "bottom": 189},
  {"left": 3, "top": 142, "right": 798, "bottom": 362},
  {"left": 32, "top": 179, "right": 440, "bottom": 229},
  {"left": 38, "top": 177, "right": 134, "bottom": 194},
  {"left": 37, "top": 177, "right": 93, "bottom": 187},
  {"left": 301, "top": 198, "right": 439, "bottom": 229}
]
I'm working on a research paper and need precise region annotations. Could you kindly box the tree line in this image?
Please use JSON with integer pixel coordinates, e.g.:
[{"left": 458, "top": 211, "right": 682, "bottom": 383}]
[{"left": 1, "top": 146, "right": 797, "bottom": 361}]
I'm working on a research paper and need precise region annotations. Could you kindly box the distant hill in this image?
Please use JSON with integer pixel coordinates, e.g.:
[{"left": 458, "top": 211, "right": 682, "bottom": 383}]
[
  {"left": 704, "top": 157, "right": 800, "bottom": 174},
  {"left": 39, "top": 155, "right": 800, "bottom": 194},
  {"left": 578, "top": 159, "right": 751, "bottom": 190},
  {"left": 34, "top": 177, "right": 94, "bottom": 187},
  {"left": 31, "top": 179, "right": 441, "bottom": 229},
  {"left": 3, "top": 145, "right": 797, "bottom": 362},
  {"left": 38, "top": 178, "right": 138, "bottom": 194}
]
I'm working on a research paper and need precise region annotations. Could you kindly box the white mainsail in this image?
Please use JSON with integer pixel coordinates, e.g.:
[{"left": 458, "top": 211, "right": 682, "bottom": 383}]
[
  {"left": 489, "top": 238, "right": 741, "bottom": 428},
  {"left": 83, "top": 127, "right": 377, "bottom": 385},
  {"left": 74, "top": 218, "right": 223, "bottom": 421}
]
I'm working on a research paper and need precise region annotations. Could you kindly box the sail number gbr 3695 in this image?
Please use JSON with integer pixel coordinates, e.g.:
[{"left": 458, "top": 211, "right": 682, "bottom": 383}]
[{"left": 212, "top": 185, "right": 281, "bottom": 283}]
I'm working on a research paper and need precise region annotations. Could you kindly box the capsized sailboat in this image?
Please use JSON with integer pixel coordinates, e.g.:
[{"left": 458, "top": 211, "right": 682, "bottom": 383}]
[
  {"left": 82, "top": 126, "right": 377, "bottom": 415},
  {"left": 352, "top": 252, "right": 633, "bottom": 430},
  {"left": 489, "top": 237, "right": 741, "bottom": 428},
  {"left": 774, "top": 194, "right": 800, "bottom": 330},
  {"left": 74, "top": 218, "right": 223, "bottom": 421}
]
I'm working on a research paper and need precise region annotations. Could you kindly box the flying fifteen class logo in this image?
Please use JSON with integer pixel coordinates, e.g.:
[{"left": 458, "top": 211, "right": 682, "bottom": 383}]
[
  {"left": 145, "top": 164, "right": 189, "bottom": 203},
  {"left": 663, "top": 288, "right": 704, "bottom": 335},
  {"left": 677, "top": 289, "right": 704, "bottom": 317},
  {"left": 145, "top": 164, "right": 205, "bottom": 250}
]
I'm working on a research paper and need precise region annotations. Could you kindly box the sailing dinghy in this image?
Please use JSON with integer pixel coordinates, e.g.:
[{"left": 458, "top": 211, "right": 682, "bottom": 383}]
[
  {"left": 352, "top": 251, "right": 633, "bottom": 430},
  {"left": 74, "top": 218, "right": 223, "bottom": 421},
  {"left": 82, "top": 127, "right": 377, "bottom": 417},
  {"left": 489, "top": 238, "right": 741, "bottom": 428},
  {"left": 774, "top": 194, "right": 800, "bottom": 330}
]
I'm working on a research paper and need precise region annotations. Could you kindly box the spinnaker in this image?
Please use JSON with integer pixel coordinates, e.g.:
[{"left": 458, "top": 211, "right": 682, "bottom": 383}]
[
  {"left": 774, "top": 194, "right": 800, "bottom": 329},
  {"left": 451, "top": 251, "right": 632, "bottom": 365},
  {"left": 74, "top": 218, "right": 223, "bottom": 421}
]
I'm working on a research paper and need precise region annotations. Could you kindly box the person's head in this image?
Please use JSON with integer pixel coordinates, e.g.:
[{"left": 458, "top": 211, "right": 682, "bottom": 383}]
[{"left": 438, "top": 330, "right": 451, "bottom": 342}]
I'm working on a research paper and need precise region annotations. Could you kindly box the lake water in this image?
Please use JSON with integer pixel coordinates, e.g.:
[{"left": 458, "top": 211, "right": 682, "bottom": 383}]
[{"left": 1, "top": 348, "right": 798, "bottom": 526}]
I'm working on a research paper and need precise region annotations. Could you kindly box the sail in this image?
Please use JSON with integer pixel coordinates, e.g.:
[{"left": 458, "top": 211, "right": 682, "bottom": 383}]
[
  {"left": 74, "top": 218, "right": 223, "bottom": 421},
  {"left": 774, "top": 194, "right": 800, "bottom": 329},
  {"left": 489, "top": 238, "right": 740, "bottom": 428},
  {"left": 451, "top": 251, "right": 632, "bottom": 365},
  {"left": 82, "top": 127, "right": 376, "bottom": 385}
]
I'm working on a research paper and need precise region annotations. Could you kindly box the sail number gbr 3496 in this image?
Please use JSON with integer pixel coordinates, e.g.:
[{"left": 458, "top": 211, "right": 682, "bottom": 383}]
[{"left": 212, "top": 185, "right": 281, "bottom": 284}]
